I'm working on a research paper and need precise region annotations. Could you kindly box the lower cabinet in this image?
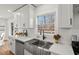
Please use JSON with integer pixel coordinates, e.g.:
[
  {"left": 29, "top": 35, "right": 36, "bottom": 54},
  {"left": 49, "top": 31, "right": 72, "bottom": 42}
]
[
  {"left": 24, "top": 49, "right": 32, "bottom": 55},
  {"left": 15, "top": 40, "right": 24, "bottom": 55}
]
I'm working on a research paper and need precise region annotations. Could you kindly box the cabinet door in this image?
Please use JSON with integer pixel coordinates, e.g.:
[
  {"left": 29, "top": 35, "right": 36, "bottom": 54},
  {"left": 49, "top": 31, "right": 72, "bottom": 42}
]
[
  {"left": 14, "top": 9, "right": 23, "bottom": 32},
  {"left": 14, "top": 5, "right": 35, "bottom": 30},
  {"left": 14, "top": 13, "right": 20, "bottom": 30},
  {"left": 18, "top": 7, "right": 25, "bottom": 29},
  {"left": 29, "top": 5, "right": 35, "bottom": 28},
  {"left": 69, "top": 4, "right": 73, "bottom": 25},
  {"left": 15, "top": 40, "right": 24, "bottom": 55},
  {"left": 61, "top": 4, "right": 73, "bottom": 28},
  {"left": 22, "top": 6, "right": 29, "bottom": 28}
]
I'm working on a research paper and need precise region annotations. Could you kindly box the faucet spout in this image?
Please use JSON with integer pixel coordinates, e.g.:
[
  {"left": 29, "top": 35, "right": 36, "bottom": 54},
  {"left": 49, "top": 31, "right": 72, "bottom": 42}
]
[{"left": 42, "top": 30, "right": 46, "bottom": 40}]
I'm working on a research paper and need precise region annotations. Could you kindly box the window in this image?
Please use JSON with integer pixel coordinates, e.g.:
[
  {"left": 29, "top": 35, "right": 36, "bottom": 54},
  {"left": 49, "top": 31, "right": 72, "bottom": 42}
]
[{"left": 37, "top": 13, "right": 55, "bottom": 34}]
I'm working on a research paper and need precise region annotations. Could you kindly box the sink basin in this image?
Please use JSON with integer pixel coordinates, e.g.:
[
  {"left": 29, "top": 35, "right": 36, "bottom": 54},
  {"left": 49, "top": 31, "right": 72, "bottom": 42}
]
[
  {"left": 42, "top": 42, "right": 53, "bottom": 49},
  {"left": 32, "top": 39, "right": 45, "bottom": 47},
  {"left": 27, "top": 39, "right": 53, "bottom": 49}
]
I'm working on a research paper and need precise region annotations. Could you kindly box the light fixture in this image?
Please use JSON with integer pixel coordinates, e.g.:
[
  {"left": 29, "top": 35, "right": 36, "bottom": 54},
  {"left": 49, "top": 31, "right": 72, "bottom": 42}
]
[
  {"left": 17, "top": 13, "right": 21, "bottom": 15},
  {"left": 8, "top": 10, "right": 14, "bottom": 15},
  {"left": 8, "top": 10, "right": 12, "bottom": 13}
]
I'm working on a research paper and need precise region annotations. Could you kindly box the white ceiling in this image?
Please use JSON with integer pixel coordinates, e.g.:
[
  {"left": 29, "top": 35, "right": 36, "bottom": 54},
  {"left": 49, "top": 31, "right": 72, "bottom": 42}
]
[
  {"left": 0, "top": 4, "right": 42, "bottom": 18},
  {"left": 0, "top": 4, "right": 23, "bottom": 18}
]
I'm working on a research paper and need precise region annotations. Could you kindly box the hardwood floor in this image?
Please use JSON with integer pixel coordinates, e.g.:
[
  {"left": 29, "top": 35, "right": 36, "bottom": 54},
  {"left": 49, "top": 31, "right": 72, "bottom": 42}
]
[{"left": 0, "top": 40, "right": 14, "bottom": 55}]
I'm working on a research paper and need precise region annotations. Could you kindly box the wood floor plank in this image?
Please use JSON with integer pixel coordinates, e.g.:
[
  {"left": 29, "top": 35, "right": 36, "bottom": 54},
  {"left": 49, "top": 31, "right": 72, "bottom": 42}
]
[{"left": 0, "top": 40, "right": 14, "bottom": 55}]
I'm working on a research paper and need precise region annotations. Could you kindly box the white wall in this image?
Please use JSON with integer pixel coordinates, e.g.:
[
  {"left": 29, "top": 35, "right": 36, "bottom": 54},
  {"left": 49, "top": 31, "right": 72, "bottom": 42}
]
[
  {"left": 0, "top": 18, "right": 8, "bottom": 35},
  {"left": 58, "top": 29, "right": 72, "bottom": 45}
]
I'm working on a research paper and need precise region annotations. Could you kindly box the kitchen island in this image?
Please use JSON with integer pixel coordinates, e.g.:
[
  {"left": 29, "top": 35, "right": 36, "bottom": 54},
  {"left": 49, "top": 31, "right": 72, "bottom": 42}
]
[
  {"left": 15, "top": 36, "right": 74, "bottom": 55},
  {"left": 15, "top": 36, "right": 35, "bottom": 55}
]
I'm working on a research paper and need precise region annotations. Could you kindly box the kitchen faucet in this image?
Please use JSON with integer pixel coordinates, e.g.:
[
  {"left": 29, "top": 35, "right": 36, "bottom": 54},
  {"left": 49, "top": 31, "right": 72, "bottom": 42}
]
[{"left": 40, "top": 29, "right": 46, "bottom": 40}]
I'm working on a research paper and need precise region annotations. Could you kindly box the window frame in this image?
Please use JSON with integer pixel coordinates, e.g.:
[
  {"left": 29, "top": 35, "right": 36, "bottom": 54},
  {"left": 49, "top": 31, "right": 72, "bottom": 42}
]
[{"left": 37, "top": 13, "right": 56, "bottom": 34}]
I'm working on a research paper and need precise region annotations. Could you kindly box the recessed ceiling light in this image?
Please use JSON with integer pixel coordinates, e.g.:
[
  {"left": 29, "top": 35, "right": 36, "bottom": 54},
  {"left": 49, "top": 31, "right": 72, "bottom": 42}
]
[
  {"left": 17, "top": 13, "right": 21, "bottom": 15},
  {"left": 8, "top": 10, "right": 12, "bottom": 13}
]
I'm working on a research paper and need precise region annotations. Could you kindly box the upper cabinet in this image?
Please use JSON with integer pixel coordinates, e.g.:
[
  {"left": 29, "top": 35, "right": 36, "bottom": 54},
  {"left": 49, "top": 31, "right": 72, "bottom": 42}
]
[
  {"left": 59, "top": 4, "right": 73, "bottom": 28},
  {"left": 14, "top": 5, "right": 35, "bottom": 32},
  {"left": 28, "top": 5, "right": 35, "bottom": 28}
]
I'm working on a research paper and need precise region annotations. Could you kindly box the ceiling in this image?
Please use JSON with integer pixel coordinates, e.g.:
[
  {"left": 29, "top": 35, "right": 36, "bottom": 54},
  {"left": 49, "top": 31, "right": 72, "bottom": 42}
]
[
  {"left": 0, "top": 4, "right": 42, "bottom": 18},
  {"left": 0, "top": 4, "right": 23, "bottom": 18}
]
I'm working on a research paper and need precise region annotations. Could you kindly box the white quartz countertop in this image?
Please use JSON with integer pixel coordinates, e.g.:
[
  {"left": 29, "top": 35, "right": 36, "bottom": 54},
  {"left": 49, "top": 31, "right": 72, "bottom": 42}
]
[{"left": 49, "top": 43, "right": 74, "bottom": 55}]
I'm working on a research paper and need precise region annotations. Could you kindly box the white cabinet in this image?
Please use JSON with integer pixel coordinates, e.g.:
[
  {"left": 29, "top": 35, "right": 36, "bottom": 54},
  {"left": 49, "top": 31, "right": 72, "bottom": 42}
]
[
  {"left": 14, "top": 8, "right": 26, "bottom": 32},
  {"left": 14, "top": 5, "right": 35, "bottom": 32},
  {"left": 20, "top": 5, "right": 29, "bottom": 28},
  {"left": 8, "top": 36, "right": 15, "bottom": 54},
  {"left": 59, "top": 4, "right": 73, "bottom": 28},
  {"left": 28, "top": 5, "right": 35, "bottom": 28},
  {"left": 22, "top": 5, "right": 35, "bottom": 28}
]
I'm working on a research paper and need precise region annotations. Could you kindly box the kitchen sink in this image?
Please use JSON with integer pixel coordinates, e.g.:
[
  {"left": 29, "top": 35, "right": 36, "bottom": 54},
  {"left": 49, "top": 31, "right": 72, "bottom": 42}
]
[
  {"left": 42, "top": 42, "right": 53, "bottom": 49},
  {"left": 27, "top": 39, "right": 53, "bottom": 49},
  {"left": 32, "top": 39, "right": 45, "bottom": 47}
]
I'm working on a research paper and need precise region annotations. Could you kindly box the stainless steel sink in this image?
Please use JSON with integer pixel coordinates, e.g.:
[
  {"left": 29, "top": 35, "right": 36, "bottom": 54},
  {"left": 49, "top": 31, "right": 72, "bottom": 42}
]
[
  {"left": 27, "top": 39, "right": 53, "bottom": 49},
  {"left": 32, "top": 39, "right": 45, "bottom": 47},
  {"left": 42, "top": 42, "right": 53, "bottom": 49}
]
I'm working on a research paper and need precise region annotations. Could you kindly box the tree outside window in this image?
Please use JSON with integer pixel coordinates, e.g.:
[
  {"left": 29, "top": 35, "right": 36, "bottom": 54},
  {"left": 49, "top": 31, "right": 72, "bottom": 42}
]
[{"left": 37, "top": 13, "right": 55, "bottom": 34}]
